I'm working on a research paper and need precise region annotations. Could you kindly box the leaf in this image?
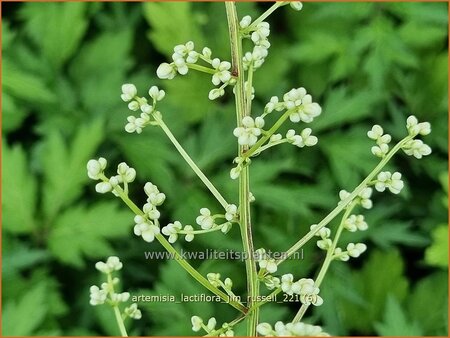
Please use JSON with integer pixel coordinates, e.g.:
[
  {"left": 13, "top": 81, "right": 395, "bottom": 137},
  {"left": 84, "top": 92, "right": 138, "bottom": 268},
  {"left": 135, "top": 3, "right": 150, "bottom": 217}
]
[
  {"left": 424, "top": 224, "right": 448, "bottom": 268},
  {"left": 369, "top": 221, "right": 429, "bottom": 249},
  {"left": 374, "top": 296, "right": 423, "bottom": 336},
  {"left": 2, "top": 282, "right": 48, "bottom": 335},
  {"left": 2, "top": 142, "right": 37, "bottom": 234},
  {"left": 320, "top": 127, "right": 375, "bottom": 188},
  {"left": 21, "top": 2, "right": 88, "bottom": 68},
  {"left": 48, "top": 202, "right": 132, "bottom": 267},
  {"left": 136, "top": 259, "right": 215, "bottom": 336},
  {"left": 2, "top": 59, "right": 57, "bottom": 104},
  {"left": 143, "top": 2, "right": 203, "bottom": 56},
  {"left": 339, "top": 250, "right": 409, "bottom": 333},
  {"left": 407, "top": 272, "right": 448, "bottom": 335},
  {"left": 41, "top": 119, "right": 104, "bottom": 221},
  {"left": 2, "top": 91, "right": 28, "bottom": 132},
  {"left": 312, "top": 87, "right": 380, "bottom": 132}
]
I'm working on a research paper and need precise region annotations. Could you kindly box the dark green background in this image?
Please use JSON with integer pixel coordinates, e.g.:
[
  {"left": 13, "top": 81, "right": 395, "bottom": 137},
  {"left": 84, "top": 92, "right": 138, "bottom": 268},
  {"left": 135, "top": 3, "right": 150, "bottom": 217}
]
[{"left": 2, "top": 2, "right": 448, "bottom": 336}]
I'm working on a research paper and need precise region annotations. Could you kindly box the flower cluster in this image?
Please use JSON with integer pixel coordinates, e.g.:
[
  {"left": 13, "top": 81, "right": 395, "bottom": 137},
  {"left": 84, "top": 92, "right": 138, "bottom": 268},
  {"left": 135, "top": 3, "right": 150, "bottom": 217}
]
[
  {"left": 257, "top": 321, "right": 329, "bottom": 337},
  {"left": 89, "top": 256, "right": 142, "bottom": 321},
  {"left": 255, "top": 248, "right": 277, "bottom": 273},
  {"left": 156, "top": 41, "right": 235, "bottom": 100},
  {"left": 120, "top": 84, "right": 165, "bottom": 134},
  {"left": 375, "top": 171, "right": 404, "bottom": 194},
  {"left": 344, "top": 214, "right": 368, "bottom": 232},
  {"left": 339, "top": 188, "right": 373, "bottom": 210},
  {"left": 240, "top": 15, "right": 271, "bottom": 71},
  {"left": 160, "top": 205, "right": 237, "bottom": 244},
  {"left": 233, "top": 116, "right": 265, "bottom": 146},
  {"left": 333, "top": 243, "right": 367, "bottom": 261},
  {"left": 286, "top": 128, "right": 318, "bottom": 147},
  {"left": 367, "top": 125, "right": 392, "bottom": 157},
  {"left": 310, "top": 224, "right": 332, "bottom": 250},
  {"left": 191, "top": 316, "right": 234, "bottom": 336},
  {"left": 402, "top": 115, "right": 432, "bottom": 158},
  {"left": 281, "top": 274, "right": 323, "bottom": 306},
  {"left": 87, "top": 158, "right": 136, "bottom": 195}
]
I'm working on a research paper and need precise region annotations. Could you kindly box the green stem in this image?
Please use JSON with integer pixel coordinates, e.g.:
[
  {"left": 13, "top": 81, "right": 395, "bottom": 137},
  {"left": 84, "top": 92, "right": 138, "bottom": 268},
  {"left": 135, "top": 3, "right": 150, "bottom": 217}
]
[
  {"left": 107, "top": 274, "right": 128, "bottom": 337},
  {"left": 226, "top": 3, "right": 259, "bottom": 335},
  {"left": 247, "top": 2, "right": 285, "bottom": 31},
  {"left": 276, "top": 134, "right": 414, "bottom": 266},
  {"left": 292, "top": 203, "right": 356, "bottom": 323},
  {"left": 188, "top": 63, "right": 216, "bottom": 75},
  {"left": 105, "top": 181, "right": 246, "bottom": 313},
  {"left": 152, "top": 114, "right": 229, "bottom": 210},
  {"left": 243, "top": 109, "right": 293, "bottom": 159}
]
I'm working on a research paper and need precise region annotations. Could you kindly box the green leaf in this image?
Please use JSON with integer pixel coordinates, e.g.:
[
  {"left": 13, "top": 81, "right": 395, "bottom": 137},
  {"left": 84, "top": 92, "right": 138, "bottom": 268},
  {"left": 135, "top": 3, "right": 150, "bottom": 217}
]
[
  {"left": 48, "top": 202, "right": 132, "bottom": 267},
  {"left": 312, "top": 87, "right": 380, "bottom": 132},
  {"left": 137, "top": 259, "right": 215, "bottom": 336},
  {"left": 2, "top": 282, "right": 48, "bottom": 335},
  {"left": 2, "top": 143, "right": 37, "bottom": 234},
  {"left": 2, "top": 91, "right": 28, "bottom": 132},
  {"left": 374, "top": 295, "right": 423, "bottom": 336},
  {"left": 425, "top": 224, "right": 448, "bottom": 268},
  {"left": 143, "top": 2, "right": 203, "bottom": 56},
  {"left": 21, "top": 2, "right": 88, "bottom": 68},
  {"left": 320, "top": 127, "right": 374, "bottom": 188},
  {"left": 41, "top": 119, "right": 104, "bottom": 221},
  {"left": 407, "top": 272, "right": 448, "bottom": 335},
  {"left": 2, "top": 59, "right": 57, "bottom": 104},
  {"left": 339, "top": 250, "right": 409, "bottom": 333}
]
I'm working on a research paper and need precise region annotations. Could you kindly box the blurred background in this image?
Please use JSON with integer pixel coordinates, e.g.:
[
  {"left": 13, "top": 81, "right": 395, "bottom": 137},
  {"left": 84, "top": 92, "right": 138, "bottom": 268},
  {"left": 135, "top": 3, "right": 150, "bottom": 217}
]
[{"left": 2, "top": 2, "right": 448, "bottom": 336}]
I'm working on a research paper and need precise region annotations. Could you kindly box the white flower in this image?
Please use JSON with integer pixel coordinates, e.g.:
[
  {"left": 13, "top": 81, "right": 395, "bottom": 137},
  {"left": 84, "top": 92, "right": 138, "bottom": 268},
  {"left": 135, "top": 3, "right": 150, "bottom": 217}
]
[
  {"left": 162, "top": 221, "right": 182, "bottom": 243},
  {"left": 301, "top": 128, "right": 318, "bottom": 146},
  {"left": 256, "top": 249, "right": 277, "bottom": 273},
  {"left": 257, "top": 323, "right": 274, "bottom": 336},
  {"left": 402, "top": 139, "right": 432, "bottom": 159},
  {"left": 310, "top": 224, "right": 330, "bottom": 238},
  {"left": 133, "top": 215, "right": 160, "bottom": 242},
  {"left": 281, "top": 274, "right": 296, "bottom": 295},
  {"left": 346, "top": 243, "right": 367, "bottom": 258},
  {"left": 207, "top": 317, "right": 217, "bottom": 331},
  {"left": 143, "top": 203, "right": 161, "bottom": 220},
  {"left": 296, "top": 278, "right": 323, "bottom": 306},
  {"left": 196, "top": 208, "right": 214, "bottom": 229},
  {"left": 157, "top": 62, "right": 177, "bottom": 80},
  {"left": 239, "top": 15, "right": 252, "bottom": 28},
  {"left": 206, "top": 272, "right": 221, "bottom": 287},
  {"left": 125, "top": 116, "right": 139, "bottom": 134},
  {"left": 283, "top": 88, "right": 321, "bottom": 123},
  {"left": 127, "top": 100, "right": 139, "bottom": 111},
  {"left": 202, "top": 47, "right": 212, "bottom": 59},
  {"left": 358, "top": 187, "right": 373, "bottom": 209},
  {"left": 251, "top": 22, "right": 270, "bottom": 44},
  {"left": 224, "top": 278, "right": 233, "bottom": 290},
  {"left": 89, "top": 285, "right": 107, "bottom": 306},
  {"left": 286, "top": 129, "right": 303, "bottom": 146},
  {"left": 371, "top": 143, "right": 389, "bottom": 157},
  {"left": 289, "top": 2, "right": 303, "bottom": 11},
  {"left": 209, "top": 88, "right": 225, "bottom": 100},
  {"left": 125, "top": 303, "right": 142, "bottom": 320},
  {"left": 183, "top": 225, "right": 195, "bottom": 242},
  {"left": 211, "top": 58, "right": 232, "bottom": 85},
  {"left": 87, "top": 158, "right": 107, "bottom": 180},
  {"left": 317, "top": 238, "right": 332, "bottom": 250},
  {"left": 95, "top": 256, "right": 123, "bottom": 273},
  {"left": 117, "top": 162, "right": 136, "bottom": 183},
  {"left": 95, "top": 181, "right": 112, "bottom": 194},
  {"left": 225, "top": 204, "right": 238, "bottom": 221},
  {"left": 121, "top": 84, "right": 137, "bottom": 102},
  {"left": 148, "top": 86, "right": 165, "bottom": 101},
  {"left": 233, "top": 116, "right": 264, "bottom": 146},
  {"left": 367, "top": 125, "right": 384, "bottom": 140},
  {"left": 265, "top": 96, "right": 282, "bottom": 114},
  {"left": 270, "top": 133, "right": 283, "bottom": 143},
  {"left": 334, "top": 247, "right": 350, "bottom": 261},
  {"left": 191, "top": 316, "right": 203, "bottom": 332},
  {"left": 406, "top": 115, "right": 431, "bottom": 136},
  {"left": 111, "top": 291, "right": 130, "bottom": 303},
  {"left": 144, "top": 182, "right": 166, "bottom": 206},
  {"left": 344, "top": 214, "right": 368, "bottom": 232},
  {"left": 339, "top": 189, "right": 351, "bottom": 201},
  {"left": 221, "top": 222, "right": 232, "bottom": 234},
  {"left": 264, "top": 275, "right": 280, "bottom": 290},
  {"left": 375, "top": 171, "right": 404, "bottom": 194}
]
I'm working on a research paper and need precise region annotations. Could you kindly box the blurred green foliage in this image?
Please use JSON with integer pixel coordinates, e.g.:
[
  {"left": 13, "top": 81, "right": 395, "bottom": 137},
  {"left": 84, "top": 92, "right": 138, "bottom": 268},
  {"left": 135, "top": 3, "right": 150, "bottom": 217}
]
[{"left": 2, "top": 2, "right": 448, "bottom": 336}]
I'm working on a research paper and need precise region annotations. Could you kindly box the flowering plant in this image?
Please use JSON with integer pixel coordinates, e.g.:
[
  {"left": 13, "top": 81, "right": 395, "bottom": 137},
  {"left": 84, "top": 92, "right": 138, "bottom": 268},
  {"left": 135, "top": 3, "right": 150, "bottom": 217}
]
[{"left": 86, "top": 2, "right": 434, "bottom": 336}]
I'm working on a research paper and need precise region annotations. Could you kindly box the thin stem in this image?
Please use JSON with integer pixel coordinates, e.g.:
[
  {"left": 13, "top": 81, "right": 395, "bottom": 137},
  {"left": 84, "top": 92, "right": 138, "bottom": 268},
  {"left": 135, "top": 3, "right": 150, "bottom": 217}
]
[
  {"left": 188, "top": 63, "right": 216, "bottom": 75},
  {"left": 226, "top": 2, "right": 259, "bottom": 335},
  {"left": 252, "top": 139, "right": 289, "bottom": 156},
  {"left": 107, "top": 274, "right": 128, "bottom": 337},
  {"left": 292, "top": 203, "right": 356, "bottom": 323},
  {"left": 152, "top": 114, "right": 229, "bottom": 209},
  {"left": 243, "top": 109, "right": 293, "bottom": 159},
  {"left": 275, "top": 135, "right": 414, "bottom": 266},
  {"left": 105, "top": 181, "right": 246, "bottom": 313},
  {"left": 247, "top": 2, "right": 285, "bottom": 31},
  {"left": 246, "top": 63, "right": 254, "bottom": 115}
]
